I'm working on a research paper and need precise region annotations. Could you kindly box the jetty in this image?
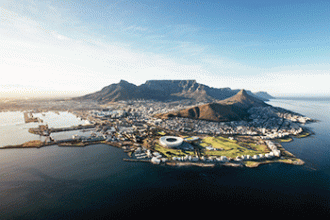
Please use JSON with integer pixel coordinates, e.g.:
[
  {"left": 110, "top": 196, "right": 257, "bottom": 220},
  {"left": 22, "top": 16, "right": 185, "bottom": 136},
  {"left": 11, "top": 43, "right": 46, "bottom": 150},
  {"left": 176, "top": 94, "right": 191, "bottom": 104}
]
[
  {"left": 49, "top": 124, "right": 95, "bottom": 133},
  {"left": 24, "top": 112, "right": 39, "bottom": 123},
  {"left": 28, "top": 124, "right": 96, "bottom": 136}
]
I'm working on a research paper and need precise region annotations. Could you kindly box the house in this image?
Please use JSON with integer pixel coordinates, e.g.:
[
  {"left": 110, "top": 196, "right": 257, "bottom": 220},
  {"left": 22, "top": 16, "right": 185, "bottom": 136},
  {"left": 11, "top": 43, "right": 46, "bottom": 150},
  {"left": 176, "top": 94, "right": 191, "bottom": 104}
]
[
  {"left": 183, "top": 136, "right": 200, "bottom": 144},
  {"left": 259, "top": 154, "right": 265, "bottom": 159},
  {"left": 265, "top": 153, "right": 274, "bottom": 159},
  {"left": 235, "top": 156, "right": 242, "bottom": 162},
  {"left": 146, "top": 150, "right": 152, "bottom": 158},
  {"left": 273, "top": 150, "right": 281, "bottom": 157},
  {"left": 220, "top": 156, "right": 228, "bottom": 162},
  {"left": 192, "top": 157, "right": 199, "bottom": 162},
  {"left": 153, "top": 152, "right": 161, "bottom": 157},
  {"left": 151, "top": 157, "right": 161, "bottom": 164},
  {"left": 241, "top": 155, "right": 247, "bottom": 160}
]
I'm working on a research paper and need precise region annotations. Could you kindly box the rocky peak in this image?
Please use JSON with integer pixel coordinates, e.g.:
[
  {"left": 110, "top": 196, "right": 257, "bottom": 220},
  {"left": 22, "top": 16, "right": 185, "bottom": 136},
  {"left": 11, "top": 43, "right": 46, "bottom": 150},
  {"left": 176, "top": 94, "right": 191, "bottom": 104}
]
[
  {"left": 117, "top": 80, "right": 137, "bottom": 88},
  {"left": 238, "top": 89, "right": 248, "bottom": 96},
  {"left": 76, "top": 79, "right": 273, "bottom": 103}
]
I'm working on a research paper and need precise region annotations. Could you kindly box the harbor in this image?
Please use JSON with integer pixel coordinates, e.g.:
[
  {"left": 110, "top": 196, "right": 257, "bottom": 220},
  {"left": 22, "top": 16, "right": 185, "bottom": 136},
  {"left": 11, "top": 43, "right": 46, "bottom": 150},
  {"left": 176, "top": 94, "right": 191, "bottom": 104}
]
[
  {"left": 0, "top": 111, "right": 92, "bottom": 148},
  {"left": 24, "top": 112, "right": 40, "bottom": 123},
  {"left": 0, "top": 107, "right": 311, "bottom": 169}
]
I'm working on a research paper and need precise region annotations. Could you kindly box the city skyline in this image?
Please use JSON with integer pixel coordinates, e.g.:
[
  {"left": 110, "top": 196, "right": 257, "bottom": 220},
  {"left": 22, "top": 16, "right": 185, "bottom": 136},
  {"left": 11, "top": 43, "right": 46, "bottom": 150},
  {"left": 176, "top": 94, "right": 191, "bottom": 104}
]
[{"left": 1, "top": 0, "right": 329, "bottom": 98}]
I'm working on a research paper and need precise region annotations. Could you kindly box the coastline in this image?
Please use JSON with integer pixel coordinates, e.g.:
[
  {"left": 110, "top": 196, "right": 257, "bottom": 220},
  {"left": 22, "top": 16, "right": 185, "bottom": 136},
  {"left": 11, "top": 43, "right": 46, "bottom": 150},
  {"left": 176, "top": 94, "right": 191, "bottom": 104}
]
[
  {"left": 0, "top": 138, "right": 306, "bottom": 169},
  {"left": 0, "top": 106, "right": 315, "bottom": 169}
]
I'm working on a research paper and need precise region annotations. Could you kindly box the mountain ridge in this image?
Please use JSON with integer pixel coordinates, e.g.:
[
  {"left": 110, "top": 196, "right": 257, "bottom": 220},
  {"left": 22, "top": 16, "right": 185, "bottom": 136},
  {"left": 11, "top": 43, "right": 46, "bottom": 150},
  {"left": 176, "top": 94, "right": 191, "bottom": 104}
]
[
  {"left": 76, "top": 80, "right": 273, "bottom": 103},
  {"left": 155, "top": 89, "right": 269, "bottom": 122}
]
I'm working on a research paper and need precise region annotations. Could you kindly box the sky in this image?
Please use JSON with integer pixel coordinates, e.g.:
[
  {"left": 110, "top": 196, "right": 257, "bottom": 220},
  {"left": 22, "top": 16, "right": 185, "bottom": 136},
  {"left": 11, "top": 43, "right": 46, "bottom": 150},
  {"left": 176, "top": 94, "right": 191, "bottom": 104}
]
[{"left": 0, "top": 0, "right": 329, "bottom": 98}]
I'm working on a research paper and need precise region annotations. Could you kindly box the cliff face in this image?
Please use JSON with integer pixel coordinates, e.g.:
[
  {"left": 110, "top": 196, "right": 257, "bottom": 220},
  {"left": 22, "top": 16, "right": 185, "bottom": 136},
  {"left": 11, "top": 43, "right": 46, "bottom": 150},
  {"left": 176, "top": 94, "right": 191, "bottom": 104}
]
[
  {"left": 76, "top": 80, "right": 272, "bottom": 103},
  {"left": 155, "top": 89, "right": 269, "bottom": 122}
]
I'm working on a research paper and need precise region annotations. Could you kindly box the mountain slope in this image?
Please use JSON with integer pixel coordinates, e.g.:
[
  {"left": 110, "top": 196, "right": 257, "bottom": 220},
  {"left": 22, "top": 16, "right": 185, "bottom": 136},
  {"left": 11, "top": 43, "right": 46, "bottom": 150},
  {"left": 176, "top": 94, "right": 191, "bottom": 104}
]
[
  {"left": 157, "top": 103, "right": 249, "bottom": 122},
  {"left": 76, "top": 80, "right": 273, "bottom": 103},
  {"left": 217, "top": 89, "right": 269, "bottom": 109},
  {"left": 155, "top": 89, "right": 269, "bottom": 122},
  {"left": 79, "top": 80, "right": 167, "bottom": 102},
  {"left": 253, "top": 91, "right": 274, "bottom": 100}
]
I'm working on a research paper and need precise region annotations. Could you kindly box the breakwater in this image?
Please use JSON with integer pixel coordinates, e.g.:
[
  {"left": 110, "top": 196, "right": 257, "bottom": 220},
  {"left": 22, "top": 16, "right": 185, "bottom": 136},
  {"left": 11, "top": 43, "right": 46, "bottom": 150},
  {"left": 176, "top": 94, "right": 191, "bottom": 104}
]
[
  {"left": 28, "top": 124, "right": 96, "bottom": 136},
  {"left": 24, "top": 112, "right": 40, "bottom": 123},
  {"left": 49, "top": 124, "right": 95, "bottom": 132}
]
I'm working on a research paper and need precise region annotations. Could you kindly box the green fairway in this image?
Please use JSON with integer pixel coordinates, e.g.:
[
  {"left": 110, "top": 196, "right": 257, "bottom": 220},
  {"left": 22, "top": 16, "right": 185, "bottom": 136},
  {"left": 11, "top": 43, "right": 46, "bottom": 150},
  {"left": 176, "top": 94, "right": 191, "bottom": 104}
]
[
  {"left": 154, "top": 143, "right": 195, "bottom": 159},
  {"left": 296, "top": 132, "right": 310, "bottom": 138},
  {"left": 200, "top": 136, "right": 269, "bottom": 158},
  {"left": 277, "top": 137, "right": 293, "bottom": 142},
  {"left": 157, "top": 131, "right": 166, "bottom": 136}
]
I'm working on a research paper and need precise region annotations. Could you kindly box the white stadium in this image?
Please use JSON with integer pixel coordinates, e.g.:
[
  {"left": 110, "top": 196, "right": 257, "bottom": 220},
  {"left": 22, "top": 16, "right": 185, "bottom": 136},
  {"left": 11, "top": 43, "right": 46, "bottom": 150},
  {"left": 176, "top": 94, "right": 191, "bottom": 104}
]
[{"left": 159, "top": 136, "right": 184, "bottom": 148}]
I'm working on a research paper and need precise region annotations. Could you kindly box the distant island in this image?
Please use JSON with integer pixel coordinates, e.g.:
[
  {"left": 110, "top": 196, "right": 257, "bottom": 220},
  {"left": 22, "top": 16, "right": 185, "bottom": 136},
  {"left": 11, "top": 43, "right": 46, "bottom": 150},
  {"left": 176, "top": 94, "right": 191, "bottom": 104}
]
[{"left": 1, "top": 80, "right": 312, "bottom": 168}]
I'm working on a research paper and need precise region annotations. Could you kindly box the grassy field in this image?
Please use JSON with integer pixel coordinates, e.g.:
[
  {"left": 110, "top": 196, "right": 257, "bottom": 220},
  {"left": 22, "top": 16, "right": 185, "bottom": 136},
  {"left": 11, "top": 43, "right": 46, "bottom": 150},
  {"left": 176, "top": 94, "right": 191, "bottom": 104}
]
[
  {"left": 276, "top": 137, "right": 293, "bottom": 142},
  {"left": 296, "top": 132, "right": 310, "bottom": 138},
  {"left": 22, "top": 140, "right": 44, "bottom": 148},
  {"left": 154, "top": 143, "right": 195, "bottom": 159},
  {"left": 199, "top": 136, "right": 269, "bottom": 158},
  {"left": 244, "top": 157, "right": 304, "bottom": 167},
  {"left": 150, "top": 135, "right": 304, "bottom": 167},
  {"left": 3, "top": 140, "right": 45, "bottom": 148}
]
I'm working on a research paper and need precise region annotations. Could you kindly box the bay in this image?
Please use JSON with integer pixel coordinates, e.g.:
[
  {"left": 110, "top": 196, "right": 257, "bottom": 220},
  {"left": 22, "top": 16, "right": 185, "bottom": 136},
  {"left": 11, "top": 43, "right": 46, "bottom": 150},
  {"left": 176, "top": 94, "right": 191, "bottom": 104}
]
[
  {"left": 0, "top": 111, "right": 88, "bottom": 147},
  {"left": 1, "top": 99, "right": 330, "bottom": 219},
  {"left": 0, "top": 111, "right": 44, "bottom": 147}
]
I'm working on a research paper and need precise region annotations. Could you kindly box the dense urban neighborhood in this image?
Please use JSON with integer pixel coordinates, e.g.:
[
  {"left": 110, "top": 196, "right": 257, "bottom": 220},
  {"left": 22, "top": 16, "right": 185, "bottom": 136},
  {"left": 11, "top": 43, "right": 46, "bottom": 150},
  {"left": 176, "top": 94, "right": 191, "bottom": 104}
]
[
  {"left": 2, "top": 95, "right": 311, "bottom": 168},
  {"left": 0, "top": 80, "right": 313, "bottom": 168}
]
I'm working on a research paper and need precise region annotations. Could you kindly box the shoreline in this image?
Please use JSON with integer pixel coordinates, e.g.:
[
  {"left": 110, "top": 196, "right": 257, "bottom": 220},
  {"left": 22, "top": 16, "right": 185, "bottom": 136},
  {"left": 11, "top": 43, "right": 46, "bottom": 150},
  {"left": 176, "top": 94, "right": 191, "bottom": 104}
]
[
  {"left": 0, "top": 139, "right": 305, "bottom": 169},
  {"left": 0, "top": 110, "right": 313, "bottom": 169}
]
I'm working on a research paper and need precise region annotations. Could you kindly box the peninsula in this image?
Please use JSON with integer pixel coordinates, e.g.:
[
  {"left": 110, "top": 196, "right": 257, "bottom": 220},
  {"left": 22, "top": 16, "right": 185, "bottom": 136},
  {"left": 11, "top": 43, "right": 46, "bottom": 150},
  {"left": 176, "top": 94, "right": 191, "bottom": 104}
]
[{"left": 1, "top": 80, "right": 312, "bottom": 168}]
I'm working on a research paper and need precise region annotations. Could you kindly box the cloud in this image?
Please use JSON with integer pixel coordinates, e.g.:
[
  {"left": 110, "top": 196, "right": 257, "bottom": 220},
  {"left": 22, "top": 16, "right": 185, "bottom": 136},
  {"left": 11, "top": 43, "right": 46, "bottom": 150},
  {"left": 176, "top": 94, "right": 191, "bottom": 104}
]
[
  {"left": 1, "top": 2, "right": 329, "bottom": 97},
  {"left": 0, "top": 6, "right": 208, "bottom": 94},
  {"left": 123, "top": 25, "right": 148, "bottom": 33}
]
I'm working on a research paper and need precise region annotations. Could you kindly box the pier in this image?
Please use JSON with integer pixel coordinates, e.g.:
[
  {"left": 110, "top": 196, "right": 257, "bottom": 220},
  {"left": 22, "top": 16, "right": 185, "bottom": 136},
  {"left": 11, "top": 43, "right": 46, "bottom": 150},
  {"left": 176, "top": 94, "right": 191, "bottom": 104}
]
[
  {"left": 28, "top": 124, "right": 96, "bottom": 136},
  {"left": 49, "top": 124, "right": 96, "bottom": 133},
  {"left": 24, "top": 112, "right": 39, "bottom": 123}
]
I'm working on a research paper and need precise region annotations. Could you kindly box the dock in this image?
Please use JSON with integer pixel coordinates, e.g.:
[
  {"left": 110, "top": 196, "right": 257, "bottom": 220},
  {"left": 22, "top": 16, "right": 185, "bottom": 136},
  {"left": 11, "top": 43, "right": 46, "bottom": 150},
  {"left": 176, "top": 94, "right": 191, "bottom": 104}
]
[
  {"left": 28, "top": 124, "right": 96, "bottom": 136},
  {"left": 24, "top": 112, "right": 39, "bottom": 123},
  {"left": 49, "top": 124, "right": 95, "bottom": 133},
  {"left": 123, "top": 158, "right": 151, "bottom": 163}
]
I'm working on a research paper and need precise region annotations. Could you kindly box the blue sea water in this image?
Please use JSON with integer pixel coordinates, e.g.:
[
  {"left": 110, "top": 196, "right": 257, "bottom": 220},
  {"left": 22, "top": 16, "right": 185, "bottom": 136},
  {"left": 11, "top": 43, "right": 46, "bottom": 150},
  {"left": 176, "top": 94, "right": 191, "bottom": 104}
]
[{"left": 0, "top": 99, "right": 330, "bottom": 219}]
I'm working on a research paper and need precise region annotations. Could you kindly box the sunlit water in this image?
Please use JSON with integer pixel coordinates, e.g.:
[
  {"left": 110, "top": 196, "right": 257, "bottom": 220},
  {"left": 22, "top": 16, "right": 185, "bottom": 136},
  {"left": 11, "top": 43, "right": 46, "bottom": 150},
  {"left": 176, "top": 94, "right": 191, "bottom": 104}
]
[
  {"left": 268, "top": 98, "right": 330, "bottom": 170},
  {"left": 0, "top": 111, "right": 89, "bottom": 147},
  {"left": 0, "top": 99, "right": 330, "bottom": 219}
]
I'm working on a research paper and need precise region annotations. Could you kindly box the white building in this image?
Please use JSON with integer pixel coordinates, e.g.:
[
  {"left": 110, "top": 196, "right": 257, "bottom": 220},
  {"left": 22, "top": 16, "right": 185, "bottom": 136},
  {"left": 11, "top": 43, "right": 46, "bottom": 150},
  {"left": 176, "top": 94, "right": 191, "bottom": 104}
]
[
  {"left": 220, "top": 156, "right": 229, "bottom": 162},
  {"left": 273, "top": 150, "right": 281, "bottom": 157},
  {"left": 159, "top": 136, "right": 184, "bottom": 148},
  {"left": 151, "top": 157, "right": 161, "bottom": 164}
]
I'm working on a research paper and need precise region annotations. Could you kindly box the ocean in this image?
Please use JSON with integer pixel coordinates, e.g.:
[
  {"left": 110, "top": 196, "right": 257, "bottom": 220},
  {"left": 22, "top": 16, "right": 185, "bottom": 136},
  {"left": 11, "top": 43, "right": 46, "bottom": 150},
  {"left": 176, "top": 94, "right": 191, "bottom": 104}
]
[
  {"left": 0, "top": 111, "right": 90, "bottom": 147},
  {"left": 0, "top": 98, "right": 330, "bottom": 219}
]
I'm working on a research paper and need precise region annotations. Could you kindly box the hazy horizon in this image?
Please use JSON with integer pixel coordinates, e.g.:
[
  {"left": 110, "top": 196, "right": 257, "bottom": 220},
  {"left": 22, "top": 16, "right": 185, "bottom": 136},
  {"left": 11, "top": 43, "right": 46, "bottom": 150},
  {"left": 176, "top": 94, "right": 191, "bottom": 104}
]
[
  {"left": 1, "top": 80, "right": 330, "bottom": 100},
  {"left": 1, "top": 0, "right": 329, "bottom": 98}
]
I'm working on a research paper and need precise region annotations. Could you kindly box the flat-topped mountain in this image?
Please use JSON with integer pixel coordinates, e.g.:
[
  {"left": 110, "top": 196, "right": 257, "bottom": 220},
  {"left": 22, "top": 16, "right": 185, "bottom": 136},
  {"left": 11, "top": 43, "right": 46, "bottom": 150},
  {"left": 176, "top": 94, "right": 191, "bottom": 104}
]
[
  {"left": 79, "top": 80, "right": 165, "bottom": 102},
  {"left": 155, "top": 89, "right": 269, "bottom": 122},
  {"left": 76, "top": 80, "right": 273, "bottom": 103}
]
